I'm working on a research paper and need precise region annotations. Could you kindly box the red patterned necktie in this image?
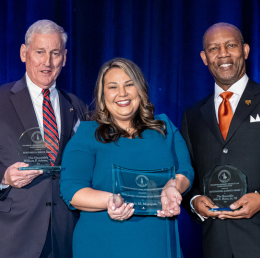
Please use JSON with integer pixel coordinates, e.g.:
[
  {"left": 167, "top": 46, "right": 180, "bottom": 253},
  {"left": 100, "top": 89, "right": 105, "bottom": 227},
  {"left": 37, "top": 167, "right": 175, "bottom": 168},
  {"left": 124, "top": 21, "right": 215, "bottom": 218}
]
[
  {"left": 42, "top": 89, "right": 59, "bottom": 166},
  {"left": 218, "top": 91, "right": 234, "bottom": 140}
]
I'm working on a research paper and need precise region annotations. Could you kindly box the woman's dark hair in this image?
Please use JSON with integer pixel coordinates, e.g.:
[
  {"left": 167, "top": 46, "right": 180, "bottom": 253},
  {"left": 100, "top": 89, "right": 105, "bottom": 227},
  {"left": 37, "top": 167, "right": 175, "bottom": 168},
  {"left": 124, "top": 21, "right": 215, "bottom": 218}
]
[{"left": 92, "top": 57, "right": 166, "bottom": 143}]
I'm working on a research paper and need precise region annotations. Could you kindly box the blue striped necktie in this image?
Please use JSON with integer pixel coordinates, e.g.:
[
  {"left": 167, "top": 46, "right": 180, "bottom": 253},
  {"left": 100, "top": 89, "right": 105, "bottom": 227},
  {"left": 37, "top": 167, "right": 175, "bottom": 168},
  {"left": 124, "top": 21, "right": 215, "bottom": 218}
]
[{"left": 42, "top": 89, "right": 59, "bottom": 166}]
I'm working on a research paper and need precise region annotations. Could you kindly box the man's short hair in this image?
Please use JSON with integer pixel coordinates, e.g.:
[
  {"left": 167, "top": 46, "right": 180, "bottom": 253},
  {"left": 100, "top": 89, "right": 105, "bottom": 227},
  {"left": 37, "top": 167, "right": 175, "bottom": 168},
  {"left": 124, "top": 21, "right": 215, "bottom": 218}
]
[
  {"left": 25, "top": 20, "right": 67, "bottom": 50},
  {"left": 203, "top": 22, "right": 244, "bottom": 50}
]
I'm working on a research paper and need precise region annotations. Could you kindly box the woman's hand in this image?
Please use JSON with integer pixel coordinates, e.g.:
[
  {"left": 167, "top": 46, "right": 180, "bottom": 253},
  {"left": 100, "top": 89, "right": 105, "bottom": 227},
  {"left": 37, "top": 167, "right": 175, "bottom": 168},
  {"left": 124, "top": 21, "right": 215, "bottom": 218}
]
[
  {"left": 107, "top": 194, "right": 135, "bottom": 221},
  {"left": 157, "top": 178, "right": 182, "bottom": 217}
]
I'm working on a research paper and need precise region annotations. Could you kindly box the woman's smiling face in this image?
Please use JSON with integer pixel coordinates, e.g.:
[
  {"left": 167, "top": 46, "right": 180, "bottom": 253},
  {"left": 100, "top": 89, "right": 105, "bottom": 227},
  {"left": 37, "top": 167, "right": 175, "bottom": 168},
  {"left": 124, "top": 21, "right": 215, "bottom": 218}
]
[{"left": 103, "top": 68, "right": 140, "bottom": 126}]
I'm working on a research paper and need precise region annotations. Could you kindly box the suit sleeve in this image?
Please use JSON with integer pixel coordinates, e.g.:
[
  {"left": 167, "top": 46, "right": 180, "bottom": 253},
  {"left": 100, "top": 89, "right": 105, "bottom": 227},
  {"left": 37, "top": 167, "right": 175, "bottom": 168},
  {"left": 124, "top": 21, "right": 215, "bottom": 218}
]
[
  {"left": 0, "top": 164, "right": 7, "bottom": 182},
  {"left": 0, "top": 162, "right": 11, "bottom": 198}
]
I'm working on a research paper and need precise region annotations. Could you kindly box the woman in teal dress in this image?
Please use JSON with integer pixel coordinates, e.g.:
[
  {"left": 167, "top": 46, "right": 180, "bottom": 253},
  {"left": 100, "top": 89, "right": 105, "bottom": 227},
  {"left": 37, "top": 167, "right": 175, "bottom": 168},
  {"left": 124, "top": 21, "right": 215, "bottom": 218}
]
[{"left": 60, "top": 58, "right": 194, "bottom": 258}]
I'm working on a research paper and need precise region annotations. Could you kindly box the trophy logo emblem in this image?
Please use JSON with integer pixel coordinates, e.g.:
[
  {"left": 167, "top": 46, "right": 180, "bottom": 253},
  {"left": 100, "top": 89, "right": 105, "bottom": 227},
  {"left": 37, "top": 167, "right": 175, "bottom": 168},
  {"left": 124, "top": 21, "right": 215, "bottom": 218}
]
[
  {"left": 218, "top": 169, "right": 231, "bottom": 183},
  {"left": 31, "top": 131, "right": 43, "bottom": 144},
  {"left": 135, "top": 175, "right": 149, "bottom": 187}
]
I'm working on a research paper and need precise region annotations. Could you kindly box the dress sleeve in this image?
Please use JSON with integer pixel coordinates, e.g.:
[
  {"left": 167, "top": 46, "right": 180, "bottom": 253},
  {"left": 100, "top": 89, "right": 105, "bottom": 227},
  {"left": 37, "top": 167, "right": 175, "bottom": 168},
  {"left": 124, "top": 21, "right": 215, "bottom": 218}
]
[
  {"left": 158, "top": 114, "right": 195, "bottom": 194},
  {"left": 60, "top": 122, "right": 96, "bottom": 210}
]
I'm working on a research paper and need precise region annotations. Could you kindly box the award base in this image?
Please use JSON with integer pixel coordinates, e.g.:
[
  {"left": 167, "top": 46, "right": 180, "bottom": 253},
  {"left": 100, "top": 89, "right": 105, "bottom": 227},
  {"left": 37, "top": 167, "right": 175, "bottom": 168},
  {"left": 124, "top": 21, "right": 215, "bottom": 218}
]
[
  {"left": 209, "top": 207, "right": 233, "bottom": 212},
  {"left": 19, "top": 166, "right": 61, "bottom": 173}
]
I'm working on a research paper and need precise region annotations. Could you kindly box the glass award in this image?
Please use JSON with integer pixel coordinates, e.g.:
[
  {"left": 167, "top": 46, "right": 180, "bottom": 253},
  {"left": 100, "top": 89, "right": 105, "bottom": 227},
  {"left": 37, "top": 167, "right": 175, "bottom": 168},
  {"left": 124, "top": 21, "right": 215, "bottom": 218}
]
[
  {"left": 17, "top": 127, "right": 61, "bottom": 173},
  {"left": 112, "top": 164, "right": 174, "bottom": 215},
  {"left": 204, "top": 165, "right": 247, "bottom": 211}
]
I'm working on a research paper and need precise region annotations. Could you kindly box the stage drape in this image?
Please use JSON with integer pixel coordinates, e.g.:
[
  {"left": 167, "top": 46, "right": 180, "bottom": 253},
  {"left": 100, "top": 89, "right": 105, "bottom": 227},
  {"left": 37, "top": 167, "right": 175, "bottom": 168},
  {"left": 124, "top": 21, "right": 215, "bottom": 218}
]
[{"left": 1, "top": 1, "right": 259, "bottom": 257}]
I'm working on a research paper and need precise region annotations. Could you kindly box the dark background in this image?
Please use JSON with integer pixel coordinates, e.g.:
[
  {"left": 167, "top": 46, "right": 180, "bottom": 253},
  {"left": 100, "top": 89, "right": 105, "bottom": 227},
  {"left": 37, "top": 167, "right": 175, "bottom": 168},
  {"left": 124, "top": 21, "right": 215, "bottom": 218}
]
[{"left": 1, "top": 0, "right": 259, "bottom": 257}]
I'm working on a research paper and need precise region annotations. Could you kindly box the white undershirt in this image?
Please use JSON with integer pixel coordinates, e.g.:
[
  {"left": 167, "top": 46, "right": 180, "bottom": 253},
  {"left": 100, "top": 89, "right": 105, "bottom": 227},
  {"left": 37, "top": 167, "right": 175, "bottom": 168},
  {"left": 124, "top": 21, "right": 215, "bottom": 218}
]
[
  {"left": 214, "top": 74, "right": 249, "bottom": 122},
  {"left": 26, "top": 73, "right": 61, "bottom": 138}
]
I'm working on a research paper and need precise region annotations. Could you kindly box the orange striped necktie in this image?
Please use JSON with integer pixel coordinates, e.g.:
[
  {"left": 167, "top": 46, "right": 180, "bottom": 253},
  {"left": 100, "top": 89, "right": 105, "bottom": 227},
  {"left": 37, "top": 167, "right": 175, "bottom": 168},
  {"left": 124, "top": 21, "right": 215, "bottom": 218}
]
[{"left": 218, "top": 91, "right": 233, "bottom": 140}]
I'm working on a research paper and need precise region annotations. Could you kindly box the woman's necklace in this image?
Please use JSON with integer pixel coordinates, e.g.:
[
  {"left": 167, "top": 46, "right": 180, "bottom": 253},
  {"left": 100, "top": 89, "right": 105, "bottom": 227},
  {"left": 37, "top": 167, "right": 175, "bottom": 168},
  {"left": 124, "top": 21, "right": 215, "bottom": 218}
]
[{"left": 126, "top": 127, "right": 130, "bottom": 132}]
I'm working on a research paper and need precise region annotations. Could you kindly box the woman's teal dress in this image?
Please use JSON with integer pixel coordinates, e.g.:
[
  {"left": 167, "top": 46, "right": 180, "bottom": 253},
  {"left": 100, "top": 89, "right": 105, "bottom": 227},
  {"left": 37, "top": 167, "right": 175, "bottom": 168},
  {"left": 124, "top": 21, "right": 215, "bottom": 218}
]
[{"left": 60, "top": 114, "right": 194, "bottom": 258}]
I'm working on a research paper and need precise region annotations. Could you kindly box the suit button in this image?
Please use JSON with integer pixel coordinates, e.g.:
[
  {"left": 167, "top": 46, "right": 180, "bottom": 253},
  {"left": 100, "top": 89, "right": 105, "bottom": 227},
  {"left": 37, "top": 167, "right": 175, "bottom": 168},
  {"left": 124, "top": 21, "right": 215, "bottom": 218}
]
[
  {"left": 52, "top": 175, "right": 57, "bottom": 180},
  {"left": 46, "top": 202, "right": 51, "bottom": 207},
  {"left": 223, "top": 148, "right": 228, "bottom": 154}
]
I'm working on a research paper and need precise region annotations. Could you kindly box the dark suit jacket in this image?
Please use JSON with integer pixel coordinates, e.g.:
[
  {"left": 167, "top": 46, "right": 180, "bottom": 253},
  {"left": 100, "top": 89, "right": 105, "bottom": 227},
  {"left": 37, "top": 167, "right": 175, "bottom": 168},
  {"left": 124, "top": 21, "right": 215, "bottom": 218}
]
[
  {"left": 181, "top": 79, "right": 260, "bottom": 258},
  {"left": 0, "top": 76, "right": 86, "bottom": 258}
]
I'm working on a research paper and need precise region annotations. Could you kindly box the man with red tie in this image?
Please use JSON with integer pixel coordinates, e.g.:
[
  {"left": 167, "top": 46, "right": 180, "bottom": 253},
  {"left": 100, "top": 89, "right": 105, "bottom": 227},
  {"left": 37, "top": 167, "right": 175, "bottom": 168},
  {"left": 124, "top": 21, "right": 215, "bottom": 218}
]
[
  {"left": 181, "top": 23, "right": 260, "bottom": 258},
  {"left": 0, "top": 20, "right": 86, "bottom": 258}
]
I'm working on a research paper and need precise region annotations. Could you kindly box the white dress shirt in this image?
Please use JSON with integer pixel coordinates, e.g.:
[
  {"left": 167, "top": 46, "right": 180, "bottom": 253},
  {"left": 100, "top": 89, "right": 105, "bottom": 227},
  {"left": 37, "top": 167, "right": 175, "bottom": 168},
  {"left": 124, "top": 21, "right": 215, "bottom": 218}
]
[
  {"left": 190, "top": 73, "right": 249, "bottom": 221},
  {"left": 214, "top": 74, "right": 249, "bottom": 121},
  {"left": 26, "top": 73, "right": 61, "bottom": 138},
  {"left": 0, "top": 73, "right": 61, "bottom": 190}
]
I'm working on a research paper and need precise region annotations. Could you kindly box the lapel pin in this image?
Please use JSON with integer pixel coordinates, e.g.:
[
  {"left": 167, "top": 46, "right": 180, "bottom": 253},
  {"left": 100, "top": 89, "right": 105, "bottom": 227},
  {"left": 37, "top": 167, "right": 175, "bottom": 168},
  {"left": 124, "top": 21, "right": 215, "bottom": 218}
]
[
  {"left": 70, "top": 107, "right": 74, "bottom": 112},
  {"left": 245, "top": 100, "right": 251, "bottom": 105}
]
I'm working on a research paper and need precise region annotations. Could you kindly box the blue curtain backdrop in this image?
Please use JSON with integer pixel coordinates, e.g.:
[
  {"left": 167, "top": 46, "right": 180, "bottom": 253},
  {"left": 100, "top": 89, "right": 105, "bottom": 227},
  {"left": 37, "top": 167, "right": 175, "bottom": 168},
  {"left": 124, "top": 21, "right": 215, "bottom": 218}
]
[{"left": 1, "top": 0, "right": 260, "bottom": 257}]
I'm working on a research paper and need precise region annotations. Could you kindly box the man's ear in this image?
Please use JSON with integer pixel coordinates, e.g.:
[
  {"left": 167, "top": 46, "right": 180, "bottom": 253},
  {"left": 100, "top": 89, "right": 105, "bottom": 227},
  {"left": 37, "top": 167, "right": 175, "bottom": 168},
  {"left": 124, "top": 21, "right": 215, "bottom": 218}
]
[
  {"left": 243, "top": 43, "right": 250, "bottom": 60},
  {"left": 20, "top": 44, "right": 26, "bottom": 63},
  {"left": 62, "top": 49, "right": 67, "bottom": 67},
  {"left": 200, "top": 51, "right": 208, "bottom": 66}
]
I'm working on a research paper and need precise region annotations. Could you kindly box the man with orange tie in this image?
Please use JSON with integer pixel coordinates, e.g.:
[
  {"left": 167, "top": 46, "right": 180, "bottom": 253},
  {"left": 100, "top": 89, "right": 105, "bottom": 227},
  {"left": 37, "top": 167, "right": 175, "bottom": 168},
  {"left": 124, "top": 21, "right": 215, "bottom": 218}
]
[{"left": 181, "top": 23, "right": 260, "bottom": 258}]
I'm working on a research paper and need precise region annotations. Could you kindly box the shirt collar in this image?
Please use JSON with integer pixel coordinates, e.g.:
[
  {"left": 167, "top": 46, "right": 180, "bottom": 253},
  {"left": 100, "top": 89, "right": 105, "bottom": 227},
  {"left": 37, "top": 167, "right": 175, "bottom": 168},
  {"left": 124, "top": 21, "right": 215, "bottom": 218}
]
[
  {"left": 26, "top": 72, "right": 56, "bottom": 99},
  {"left": 214, "top": 74, "right": 249, "bottom": 100}
]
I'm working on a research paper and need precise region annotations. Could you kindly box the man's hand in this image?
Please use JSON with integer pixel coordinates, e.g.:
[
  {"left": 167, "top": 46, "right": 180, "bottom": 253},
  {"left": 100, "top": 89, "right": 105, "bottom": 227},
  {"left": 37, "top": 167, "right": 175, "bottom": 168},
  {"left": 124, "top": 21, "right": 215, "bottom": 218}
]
[
  {"left": 218, "top": 193, "right": 260, "bottom": 220},
  {"left": 193, "top": 195, "right": 221, "bottom": 218},
  {"left": 2, "top": 162, "right": 43, "bottom": 188}
]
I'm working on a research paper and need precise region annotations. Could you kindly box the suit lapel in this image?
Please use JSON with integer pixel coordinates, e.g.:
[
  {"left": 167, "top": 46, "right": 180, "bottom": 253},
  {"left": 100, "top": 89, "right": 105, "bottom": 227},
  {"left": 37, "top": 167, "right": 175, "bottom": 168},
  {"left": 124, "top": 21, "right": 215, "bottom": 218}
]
[
  {"left": 225, "top": 79, "right": 260, "bottom": 143},
  {"left": 200, "top": 94, "right": 225, "bottom": 144},
  {"left": 56, "top": 89, "right": 75, "bottom": 164},
  {"left": 10, "top": 76, "right": 38, "bottom": 131}
]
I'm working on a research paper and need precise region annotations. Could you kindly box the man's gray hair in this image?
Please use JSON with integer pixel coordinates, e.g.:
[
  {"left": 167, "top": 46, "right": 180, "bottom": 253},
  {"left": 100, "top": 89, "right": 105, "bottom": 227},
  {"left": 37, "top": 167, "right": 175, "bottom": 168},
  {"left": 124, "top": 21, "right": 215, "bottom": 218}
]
[
  {"left": 203, "top": 22, "right": 244, "bottom": 50},
  {"left": 25, "top": 20, "right": 68, "bottom": 49}
]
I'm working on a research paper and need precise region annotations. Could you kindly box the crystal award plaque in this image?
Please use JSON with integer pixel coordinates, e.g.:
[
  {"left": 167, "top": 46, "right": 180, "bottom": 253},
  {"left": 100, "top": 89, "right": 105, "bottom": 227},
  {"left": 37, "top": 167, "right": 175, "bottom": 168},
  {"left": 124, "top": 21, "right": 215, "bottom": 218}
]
[
  {"left": 17, "top": 127, "right": 61, "bottom": 173},
  {"left": 112, "top": 164, "right": 174, "bottom": 215},
  {"left": 204, "top": 165, "right": 247, "bottom": 211}
]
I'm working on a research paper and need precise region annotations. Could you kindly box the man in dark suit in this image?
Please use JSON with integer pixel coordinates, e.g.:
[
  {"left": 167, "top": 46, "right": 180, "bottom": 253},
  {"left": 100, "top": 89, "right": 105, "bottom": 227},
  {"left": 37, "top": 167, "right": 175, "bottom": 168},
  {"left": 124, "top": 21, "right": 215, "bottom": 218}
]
[
  {"left": 0, "top": 20, "right": 86, "bottom": 258},
  {"left": 181, "top": 23, "right": 260, "bottom": 258}
]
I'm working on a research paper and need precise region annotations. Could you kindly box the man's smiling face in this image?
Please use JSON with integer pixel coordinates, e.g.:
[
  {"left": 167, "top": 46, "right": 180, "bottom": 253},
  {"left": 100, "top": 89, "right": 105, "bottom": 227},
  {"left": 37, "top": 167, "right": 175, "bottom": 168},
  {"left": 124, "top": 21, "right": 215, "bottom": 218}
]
[
  {"left": 200, "top": 26, "right": 250, "bottom": 90},
  {"left": 20, "top": 32, "right": 67, "bottom": 89}
]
